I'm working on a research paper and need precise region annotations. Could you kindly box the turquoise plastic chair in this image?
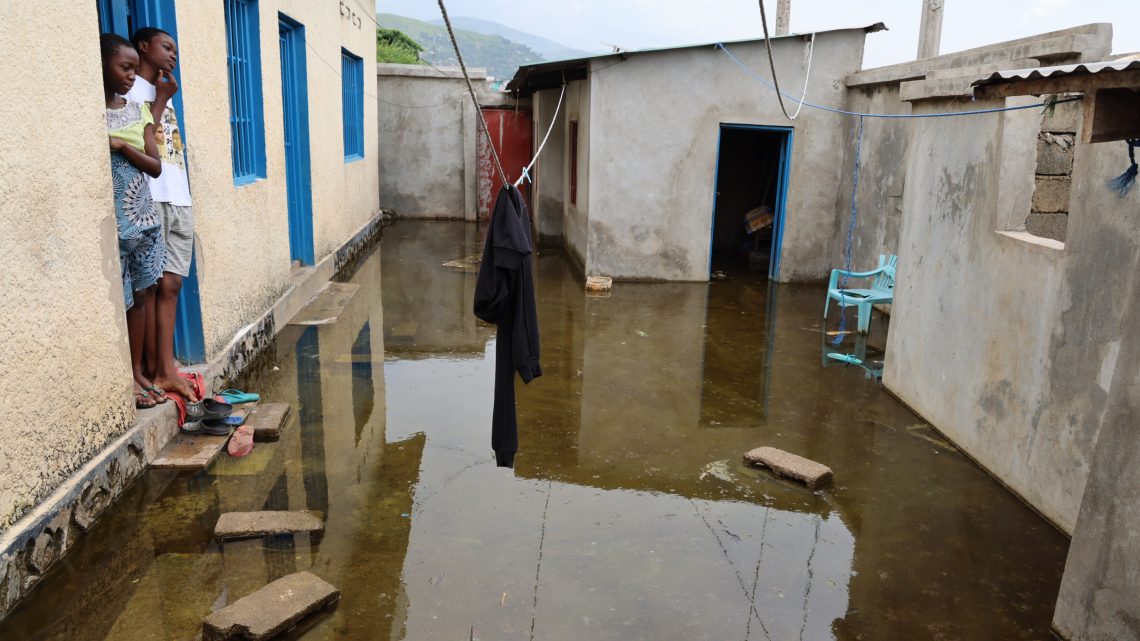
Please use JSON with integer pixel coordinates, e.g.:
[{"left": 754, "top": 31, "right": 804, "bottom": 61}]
[{"left": 823, "top": 254, "right": 897, "bottom": 334}]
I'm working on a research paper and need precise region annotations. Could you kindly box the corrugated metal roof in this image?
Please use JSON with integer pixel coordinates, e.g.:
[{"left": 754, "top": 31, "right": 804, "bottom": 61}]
[
  {"left": 973, "top": 58, "right": 1140, "bottom": 86},
  {"left": 507, "top": 22, "right": 888, "bottom": 94}
]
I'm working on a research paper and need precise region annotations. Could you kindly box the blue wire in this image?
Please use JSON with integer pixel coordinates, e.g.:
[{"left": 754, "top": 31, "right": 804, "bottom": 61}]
[
  {"left": 833, "top": 116, "right": 865, "bottom": 345},
  {"left": 716, "top": 43, "right": 1072, "bottom": 119}
]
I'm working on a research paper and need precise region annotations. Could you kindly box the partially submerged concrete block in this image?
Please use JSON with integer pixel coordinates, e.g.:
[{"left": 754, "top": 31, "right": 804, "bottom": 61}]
[
  {"left": 243, "top": 403, "right": 290, "bottom": 442},
  {"left": 744, "top": 447, "right": 833, "bottom": 489},
  {"left": 203, "top": 571, "right": 339, "bottom": 641},
  {"left": 585, "top": 275, "right": 612, "bottom": 293},
  {"left": 214, "top": 511, "right": 323, "bottom": 540}
]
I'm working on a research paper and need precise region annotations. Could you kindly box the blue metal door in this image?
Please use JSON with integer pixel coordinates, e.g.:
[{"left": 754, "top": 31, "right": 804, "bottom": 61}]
[{"left": 278, "top": 15, "right": 314, "bottom": 266}]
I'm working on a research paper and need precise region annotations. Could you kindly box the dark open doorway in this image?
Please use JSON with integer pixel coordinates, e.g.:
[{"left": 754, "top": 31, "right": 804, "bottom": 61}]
[{"left": 710, "top": 125, "right": 792, "bottom": 280}]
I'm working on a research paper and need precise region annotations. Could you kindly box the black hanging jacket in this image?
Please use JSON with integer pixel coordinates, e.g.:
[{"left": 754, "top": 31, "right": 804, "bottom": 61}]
[{"left": 473, "top": 185, "right": 542, "bottom": 468}]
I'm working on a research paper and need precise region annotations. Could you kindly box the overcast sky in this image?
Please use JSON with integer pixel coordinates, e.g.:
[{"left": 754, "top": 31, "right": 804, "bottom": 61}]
[{"left": 379, "top": 0, "right": 1139, "bottom": 68}]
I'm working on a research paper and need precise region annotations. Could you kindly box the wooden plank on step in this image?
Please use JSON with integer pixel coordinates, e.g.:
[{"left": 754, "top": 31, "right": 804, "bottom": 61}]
[{"left": 151, "top": 433, "right": 229, "bottom": 470}]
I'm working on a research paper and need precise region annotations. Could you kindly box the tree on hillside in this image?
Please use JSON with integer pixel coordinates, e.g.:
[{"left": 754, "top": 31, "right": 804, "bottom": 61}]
[{"left": 377, "top": 27, "right": 424, "bottom": 65}]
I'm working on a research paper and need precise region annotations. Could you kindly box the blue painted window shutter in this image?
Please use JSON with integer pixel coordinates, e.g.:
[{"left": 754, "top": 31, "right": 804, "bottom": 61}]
[
  {"left": 224, "top": 0, "right": 266, "bottom": 184},
  {"left": 341, "top": 49, "right": 364, "bottom": 160}
]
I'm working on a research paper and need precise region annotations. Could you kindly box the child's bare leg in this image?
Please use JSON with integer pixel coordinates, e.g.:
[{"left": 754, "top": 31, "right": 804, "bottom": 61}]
[
  {"left": 127, "top": 287, "right": 153, "bottom": 394},
  {"left": 143, "top": 281, "right": 159, "bottom": 379},
  {"left": 151, "top": 272, "right": 197, "bottom": 401}
]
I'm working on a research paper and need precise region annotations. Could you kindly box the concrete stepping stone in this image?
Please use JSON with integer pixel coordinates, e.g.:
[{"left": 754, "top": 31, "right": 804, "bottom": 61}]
[
  {"left": 743, "top": 446, "right": 833, "bottom": 489},
  {"left": 202, "top": 571, "right": 339, "bottom": 641},
  {"left": 243, "top": 403, "right": 290, "bottom": 441},
  {"left": 289, "top": 282, "right": 360, "bottom": 326},
  {"left": 151, "top": 433, "right": 229, "bottom": 470},
  {"left": 214, "top": 511, "right": 323, "bottom": 540}
]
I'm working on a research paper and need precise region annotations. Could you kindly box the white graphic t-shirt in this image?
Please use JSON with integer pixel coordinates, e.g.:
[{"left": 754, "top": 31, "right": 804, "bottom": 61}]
[{"left": 127, "top": 76, "right": 192, "bottom": 206}]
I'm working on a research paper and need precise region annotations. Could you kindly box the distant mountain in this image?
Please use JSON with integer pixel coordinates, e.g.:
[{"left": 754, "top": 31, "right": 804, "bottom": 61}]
[
  {"left": 430, "top": 16, "right": 594, "bottom": 62},
  {"left": 376, "top": 13, "right": 545, "bottom": 81}
]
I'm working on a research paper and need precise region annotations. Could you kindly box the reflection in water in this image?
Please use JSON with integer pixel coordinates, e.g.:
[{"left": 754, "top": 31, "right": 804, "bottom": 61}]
[{"left": 0, "top": 220, "right": 1068, "bottom": 641}]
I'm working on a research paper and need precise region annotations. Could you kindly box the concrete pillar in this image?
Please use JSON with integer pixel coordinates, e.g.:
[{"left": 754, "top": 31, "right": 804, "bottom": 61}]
[
  {"left": 916, "top": 0, "right": 944, "bottom": 59},
  {"left": 775, "top": 0, "right": 791, "bottom": 37}
]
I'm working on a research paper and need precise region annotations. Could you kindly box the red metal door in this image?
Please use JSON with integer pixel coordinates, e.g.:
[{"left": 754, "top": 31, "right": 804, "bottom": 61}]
[{"left": 478, "top": 108, "right": 533, "bottom": 220}]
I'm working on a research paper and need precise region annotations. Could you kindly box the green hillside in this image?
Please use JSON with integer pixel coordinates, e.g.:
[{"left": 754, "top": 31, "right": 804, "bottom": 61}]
[{"left": 377, "top": 13, "right": 545, "bottom": 80}]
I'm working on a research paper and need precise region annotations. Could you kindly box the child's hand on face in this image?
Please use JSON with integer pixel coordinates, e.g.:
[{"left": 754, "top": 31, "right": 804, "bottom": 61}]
[
  {"left": 155, "top": 69, "right": 180, "bottom": 103},
  {"left": 109, "top": 136, "right": 127, "bottom": 152}
]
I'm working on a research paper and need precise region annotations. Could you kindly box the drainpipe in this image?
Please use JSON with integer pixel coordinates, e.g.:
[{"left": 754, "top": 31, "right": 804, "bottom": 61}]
[
  {"left": 917, "top": 0, "right": 944, "bottom": 59},
  {"left": 775, "top": 0, "right": 791, "bottom": 36}
]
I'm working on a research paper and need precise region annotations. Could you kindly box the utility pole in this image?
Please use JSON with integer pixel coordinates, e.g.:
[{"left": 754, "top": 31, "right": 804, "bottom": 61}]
[
  {"left": 775, "top": 0, "right": 791, "bottom": 36},
  {"left": 917, "top": 0, "right": 944, "bottom": 59}
]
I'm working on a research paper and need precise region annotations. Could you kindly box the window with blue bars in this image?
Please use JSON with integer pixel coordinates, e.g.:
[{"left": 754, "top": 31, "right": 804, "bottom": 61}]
[
  {"left": 224, "top": 0, "right": 266, "bottom": 184},
  {"left": 341, "top": 48, "right": 364, "bottom": 161}
]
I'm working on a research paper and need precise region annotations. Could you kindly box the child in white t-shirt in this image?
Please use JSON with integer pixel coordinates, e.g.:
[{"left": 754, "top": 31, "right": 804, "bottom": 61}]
[{"left": 127, "top": 27, "right": 199, "bottom": 402}]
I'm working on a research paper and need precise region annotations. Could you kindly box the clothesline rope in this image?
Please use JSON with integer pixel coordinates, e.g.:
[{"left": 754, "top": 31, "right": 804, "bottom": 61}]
[
  {"left": 757, "top": 0, "right": 813, "bottom": 120},
  {"left": 514, "top": 82, "right": 567, "bottom": 187},
  {"left": 436, "top": 0, "right": 509, "bottom": 187}
]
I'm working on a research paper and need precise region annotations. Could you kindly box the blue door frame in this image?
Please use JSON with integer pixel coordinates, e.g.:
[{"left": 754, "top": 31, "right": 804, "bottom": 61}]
[
  {"left": 97, "top": 0, "right": 207, "bottom": 362},
  {"left": 709, "top": 124, "right": 794, "bottom": 281},
  {"left": 279, "top": 14, "right": 315, "bottom": 266}
]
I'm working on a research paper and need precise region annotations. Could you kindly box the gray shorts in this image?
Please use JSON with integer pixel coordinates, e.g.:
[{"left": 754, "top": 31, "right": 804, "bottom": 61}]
[{"left": 156, "top": 202, "right": 194, "bottom": 277}]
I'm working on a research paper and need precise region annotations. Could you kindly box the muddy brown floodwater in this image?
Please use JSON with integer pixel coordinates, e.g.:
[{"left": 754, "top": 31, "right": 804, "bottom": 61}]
[{"left": 0, "top": 220, "right": 1069, "bottom": 640}]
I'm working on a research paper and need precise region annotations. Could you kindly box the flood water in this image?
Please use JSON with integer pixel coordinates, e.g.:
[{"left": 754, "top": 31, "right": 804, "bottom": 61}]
[{"left": 1, "top": 220, "right": 1069, "bottom": 640}]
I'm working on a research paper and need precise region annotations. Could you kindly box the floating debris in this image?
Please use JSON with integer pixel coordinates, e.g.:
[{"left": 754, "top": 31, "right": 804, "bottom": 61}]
[{"left": 699, "top": 459, "right": 736, "bottom": 483}]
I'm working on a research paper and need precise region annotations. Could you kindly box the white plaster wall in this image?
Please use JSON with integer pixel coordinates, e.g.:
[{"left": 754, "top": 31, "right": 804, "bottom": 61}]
[
  {"left": 562, "top": 79, "right": 590, "bottom": 271},
  {"left": 0, "top": 3, "right": 135, "bottom": 531},
  {"left": 532, "top": 88, "right": 566, "bottom": 243},
  {"left": 583, "top": 32, "right": 866, "bottom": 281},
  {"left": 884, "top": 97, "right": 1140, "bottom": 533},
  {"left": 177, "top": 0, "right": 378, "bottom": 356}
]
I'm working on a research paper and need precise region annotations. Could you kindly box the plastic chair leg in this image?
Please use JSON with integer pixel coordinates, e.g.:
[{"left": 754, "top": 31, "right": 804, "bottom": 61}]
[{"left": 857, "top": 304, "right": 872, "bottom": 333}]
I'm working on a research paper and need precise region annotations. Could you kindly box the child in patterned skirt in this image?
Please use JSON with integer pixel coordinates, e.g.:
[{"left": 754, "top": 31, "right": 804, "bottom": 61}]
[{"left": 101, "top": 33, "right": 167, "bottom": 408}]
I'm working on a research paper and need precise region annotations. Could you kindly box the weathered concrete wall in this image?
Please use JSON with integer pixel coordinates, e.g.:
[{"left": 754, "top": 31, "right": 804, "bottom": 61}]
[
  {"left": 532, "top": 88, "right": 567, "bottom": 245},
  {"left": 831, "top": 86, "right": 910, "bottom": 272},
  {"left": 376, "top": 64, "right": 527, "bottom": 221},
  {"left": 378, "top": 64, "right": 478, "bottom": 219},
  {"left": 883, "top": 95, "right": 1140, "bottom": 533},
  {"left": 0, "top": 2, "right": 135, "bottom": 532},
  {"left": 833, "top": 23, "right": 1111, "bottom": 274},
  {"left": 1053, "top": 213, "right": 1140, "bottom": 639},
  {"left": 180, "top": 0, "right": 379, "bottom": 357},
  {"left": 562, "top": 79, "right": 591, "bottom": 272},
  {"left": 578, "top": 32, "right": 867, "bottom": 282}
]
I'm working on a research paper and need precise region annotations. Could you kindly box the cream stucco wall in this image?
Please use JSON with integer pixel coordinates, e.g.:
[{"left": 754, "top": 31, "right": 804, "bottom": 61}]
[
  {"left": 0, "top": 3, "right": 135, "bottom": 530},
  {"left": 178, "top": 0, "right": 379, "bottom": 356},
  {"left": 0, "top": 0, "right": 378, "bottom": 532}
]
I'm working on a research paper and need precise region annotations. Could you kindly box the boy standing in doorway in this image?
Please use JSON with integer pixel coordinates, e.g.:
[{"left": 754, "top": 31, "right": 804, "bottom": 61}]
[{"left": 128, "top": 27, "right": 198, "bottom": 401}]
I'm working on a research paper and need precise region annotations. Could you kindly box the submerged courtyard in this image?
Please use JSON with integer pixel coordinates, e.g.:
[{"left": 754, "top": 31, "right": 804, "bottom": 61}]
[{"left": 0, "top": 220, "right": 1070, "bottom": 639}]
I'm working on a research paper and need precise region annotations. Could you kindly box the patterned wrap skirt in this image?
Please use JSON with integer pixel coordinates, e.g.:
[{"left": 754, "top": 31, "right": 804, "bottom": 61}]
[{"left": 111, "top": 152, "right": 165, "bottom": 309}]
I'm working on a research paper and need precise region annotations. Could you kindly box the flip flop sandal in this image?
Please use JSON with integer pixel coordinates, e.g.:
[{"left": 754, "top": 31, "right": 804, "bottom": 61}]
[
  {"left": 134, "top": 390, "right": 157, "bottom": 409},
  {"left": 227, "top": 425, "right": 254, "bottom": 457},
  {"left": 218, "top": 389, "right": 260, "bottom": 404},
  {"left": 144, "top": 385, "right": 168, "bottom": 404},
  {"left": 200, "top": 418, "right": 234, "bottom": 436},
  {"left": 217, "top": 415, "right": 245, "bottom": 426},
  {"left": 179, "top": 371, "right": 207, "bottom": 401},
  {"left": 185, "top": 398, "right": 233, "bottom": 422}
]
